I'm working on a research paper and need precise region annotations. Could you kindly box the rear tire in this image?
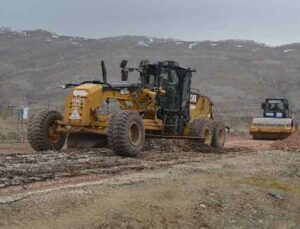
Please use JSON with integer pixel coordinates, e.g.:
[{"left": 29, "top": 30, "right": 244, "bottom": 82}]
[
  {"left": 212, "top": 121, "right": 226, "bottom": 149},
  {"left": 27, "top": 110, "right": 66, "bottom": 151},
  {"left": 108, "top": 111, "right": 145, "bottom": 157},
  {"left": 189, "top": 119, "right": 213, "bottom": 147}
]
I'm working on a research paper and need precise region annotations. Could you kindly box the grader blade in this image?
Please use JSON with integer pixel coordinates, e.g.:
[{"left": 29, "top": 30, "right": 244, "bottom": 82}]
[
  {"left": 67, "top": 133, "right": 108, "bottom": 149},
  {"left": 146, "top": 134, "right": 204, "bottom": 140}
]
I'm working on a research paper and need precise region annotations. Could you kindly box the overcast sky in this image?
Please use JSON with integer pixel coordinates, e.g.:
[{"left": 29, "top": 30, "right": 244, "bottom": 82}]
[{"left": 0, "top": 0, "right": 299, "bottom": 45}]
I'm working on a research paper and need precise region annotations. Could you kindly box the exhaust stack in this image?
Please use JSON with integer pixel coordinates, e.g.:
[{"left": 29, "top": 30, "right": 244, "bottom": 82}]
[{"left": 101, "top": 60, "right": 107, "bottom": 83}]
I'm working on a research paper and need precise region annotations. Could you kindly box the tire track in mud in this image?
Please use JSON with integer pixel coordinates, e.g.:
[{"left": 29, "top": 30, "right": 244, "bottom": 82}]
[{"left": 0, "top": 140, "right": 251, "bottom": 189}]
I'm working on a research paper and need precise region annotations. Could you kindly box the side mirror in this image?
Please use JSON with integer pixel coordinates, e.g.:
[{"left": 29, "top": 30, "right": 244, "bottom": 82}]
[
  {"left": 261, "top": 103, "right": 266, "bottom": 109},
  {"left": 285, "top": 104, "right": 289, "bottom": 110},
  {"left": 188, "top": 68, "right": 197, "bottom": 72},
  {"left": 60, "top": 84, "right": 67, "bottom": 89},
  {"left": 120, "top": 60, "right": 128, "bottom": 69},
  {"left": 121, "top": 69, "right": 128, "bottom": 81}
]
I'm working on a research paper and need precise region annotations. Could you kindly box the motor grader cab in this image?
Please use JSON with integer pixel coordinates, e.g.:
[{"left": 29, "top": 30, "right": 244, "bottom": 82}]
[
  {"left": 250, "top": 98, "right": 296, "bottom": 140},
  {"left": 27, "top": 60, "right": 226, "bottom": 156}
]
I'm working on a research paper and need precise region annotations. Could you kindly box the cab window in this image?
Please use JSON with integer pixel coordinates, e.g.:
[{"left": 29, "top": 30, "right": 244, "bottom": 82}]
[{"left": 160, "top": 69, "right": 179, "bottom": 87}]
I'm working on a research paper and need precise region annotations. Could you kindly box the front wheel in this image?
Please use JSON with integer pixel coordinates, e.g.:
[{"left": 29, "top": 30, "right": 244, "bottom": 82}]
[
  {"left": 108, "top": 111, "right": 145, "bottom": 157},
  {"left": 27, "top": 110, "right": 66, "bottom": 151}
]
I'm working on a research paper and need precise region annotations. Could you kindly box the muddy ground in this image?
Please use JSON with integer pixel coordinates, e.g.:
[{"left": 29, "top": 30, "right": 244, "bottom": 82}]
[{"left": 0, "top": 136, "right": 299, "bottom": 229}]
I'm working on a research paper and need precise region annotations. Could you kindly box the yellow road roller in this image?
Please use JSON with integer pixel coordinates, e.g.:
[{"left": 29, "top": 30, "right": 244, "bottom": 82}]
[{"left": 250, "top": 98, "right": 296, "bottom": 140}]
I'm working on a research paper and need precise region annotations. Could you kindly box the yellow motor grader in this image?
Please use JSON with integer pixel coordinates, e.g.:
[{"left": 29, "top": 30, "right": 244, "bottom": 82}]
[{"left": 27, "top": 60, "right": 226, "bottom": 156}]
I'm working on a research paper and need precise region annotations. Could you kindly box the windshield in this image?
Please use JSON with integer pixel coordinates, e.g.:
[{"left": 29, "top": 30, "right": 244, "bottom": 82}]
[
  {"left": 160, "top": 68, "right": 179, "bottom": 86},
  {"left": 268, "top": 101, "right": 284, "bottom": 112}
]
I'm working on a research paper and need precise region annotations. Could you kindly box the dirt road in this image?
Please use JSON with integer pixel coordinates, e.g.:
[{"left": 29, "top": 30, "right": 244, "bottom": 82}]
[
  {"left": 0, "top": 136, "right": 299, "bottom": 228},
  {"left": 0, "top": 136, "right": 266, "bottom": 192}
]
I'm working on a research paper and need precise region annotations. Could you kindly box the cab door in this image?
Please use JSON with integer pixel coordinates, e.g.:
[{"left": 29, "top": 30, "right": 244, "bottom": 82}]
[{"left": 160, "top": 68, "right": 180, "bottom": 111}]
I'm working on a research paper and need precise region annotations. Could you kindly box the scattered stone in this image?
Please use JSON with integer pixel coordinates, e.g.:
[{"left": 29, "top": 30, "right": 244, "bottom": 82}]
[{"left": 268, "top": 191, "right": 285, "bottom": 200}]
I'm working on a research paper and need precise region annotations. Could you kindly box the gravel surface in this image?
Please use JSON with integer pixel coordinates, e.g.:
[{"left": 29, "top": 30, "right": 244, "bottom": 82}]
[
  {"left": 272, "top": 131, "right": 300, "bottom": 152},
  {"left": 0, "top": 148, "right": 299, "bottom": 229}
]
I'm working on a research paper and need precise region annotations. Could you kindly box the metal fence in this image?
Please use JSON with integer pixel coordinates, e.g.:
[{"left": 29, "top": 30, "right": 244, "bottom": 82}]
[{"left": 0, "top": 105, "right": 64, "bottom": 142}]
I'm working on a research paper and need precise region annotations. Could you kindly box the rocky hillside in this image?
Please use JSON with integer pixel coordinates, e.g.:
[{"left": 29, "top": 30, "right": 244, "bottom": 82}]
[{"left": 1, "top": 27, "right": 300, "bottom": 117}]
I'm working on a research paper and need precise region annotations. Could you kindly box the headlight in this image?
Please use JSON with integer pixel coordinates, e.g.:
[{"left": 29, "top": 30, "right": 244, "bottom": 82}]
[{"left": 73, "top": 90, "right": 88, "bottom": 97}]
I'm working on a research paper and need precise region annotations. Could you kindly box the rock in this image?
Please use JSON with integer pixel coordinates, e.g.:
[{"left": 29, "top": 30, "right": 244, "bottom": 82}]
[{"left": 268, "top": 191, "right": 285, "bottom": 200}]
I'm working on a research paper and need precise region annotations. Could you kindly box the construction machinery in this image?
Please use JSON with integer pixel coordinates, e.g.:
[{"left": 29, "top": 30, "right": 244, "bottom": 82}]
[
  {"left": 250, "top": 98, "right": 296, "bottom": 140},
  {"left": 27, "top": 60, "right": 226, "bottom": 156}
]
